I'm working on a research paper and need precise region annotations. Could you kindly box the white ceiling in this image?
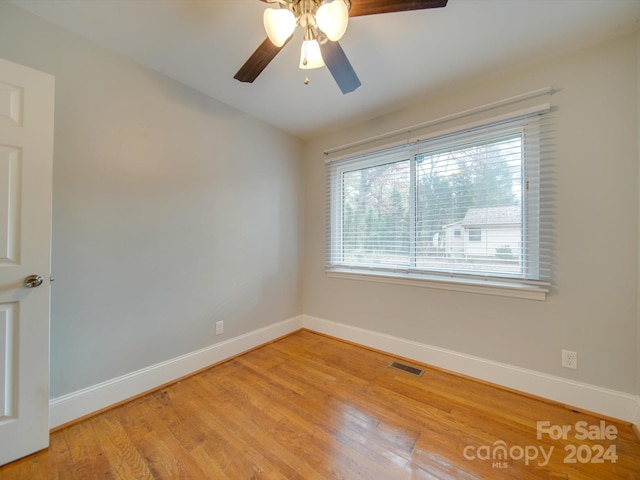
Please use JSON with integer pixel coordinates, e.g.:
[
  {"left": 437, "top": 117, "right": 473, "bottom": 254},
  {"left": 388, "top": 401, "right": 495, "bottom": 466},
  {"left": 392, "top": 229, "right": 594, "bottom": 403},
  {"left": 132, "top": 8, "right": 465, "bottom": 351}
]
[{"left": 9, "top": 0, "right": 640, "bottom": 139}]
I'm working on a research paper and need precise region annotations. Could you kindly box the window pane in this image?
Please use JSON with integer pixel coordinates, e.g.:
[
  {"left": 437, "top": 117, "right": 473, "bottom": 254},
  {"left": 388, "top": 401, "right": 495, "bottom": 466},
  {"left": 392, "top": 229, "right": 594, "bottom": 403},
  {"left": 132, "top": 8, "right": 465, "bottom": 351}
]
[
  {"left": 469, "top": 228, "right": 482, "bottom": 242},
  {"left": 342, "top": 159, "right": 410, "bottom": 266},
  {"left": 415, "top": 135, "right": 523, "bottom": 276}
]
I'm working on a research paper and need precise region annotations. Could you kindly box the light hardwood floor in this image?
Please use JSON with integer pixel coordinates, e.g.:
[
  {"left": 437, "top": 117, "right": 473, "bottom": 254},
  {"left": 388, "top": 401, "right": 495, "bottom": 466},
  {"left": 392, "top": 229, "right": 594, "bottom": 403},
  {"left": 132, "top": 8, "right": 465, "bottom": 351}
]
[{"left": 1, "top": 330, "right": 639, "bottom": 479}]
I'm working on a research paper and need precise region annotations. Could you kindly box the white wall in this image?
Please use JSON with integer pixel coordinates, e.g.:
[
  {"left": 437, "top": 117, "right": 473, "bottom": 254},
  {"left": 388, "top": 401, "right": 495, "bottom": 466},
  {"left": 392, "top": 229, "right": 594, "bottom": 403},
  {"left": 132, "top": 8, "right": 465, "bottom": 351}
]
[
  {"left": 304, "top": 32, "right": 639, "bottom": 394},
  {"left": 0, "top": 2, "right": 303, "bottom": 398}
]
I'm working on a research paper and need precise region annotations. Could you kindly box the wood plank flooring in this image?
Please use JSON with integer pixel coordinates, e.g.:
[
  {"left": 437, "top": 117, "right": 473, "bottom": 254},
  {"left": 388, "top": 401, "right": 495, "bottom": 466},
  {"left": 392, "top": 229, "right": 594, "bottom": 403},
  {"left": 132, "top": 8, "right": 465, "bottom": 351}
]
[{"left": 1, "top": 330, "right": 639, "bottom": 479}]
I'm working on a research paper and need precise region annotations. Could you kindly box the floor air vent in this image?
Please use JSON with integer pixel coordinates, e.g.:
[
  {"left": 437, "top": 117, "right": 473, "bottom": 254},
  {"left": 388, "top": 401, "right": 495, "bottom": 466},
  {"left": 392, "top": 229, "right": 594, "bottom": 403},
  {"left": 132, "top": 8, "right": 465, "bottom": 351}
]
[{"left": 389, "top": 361, "right": 424, "bottom": 376}]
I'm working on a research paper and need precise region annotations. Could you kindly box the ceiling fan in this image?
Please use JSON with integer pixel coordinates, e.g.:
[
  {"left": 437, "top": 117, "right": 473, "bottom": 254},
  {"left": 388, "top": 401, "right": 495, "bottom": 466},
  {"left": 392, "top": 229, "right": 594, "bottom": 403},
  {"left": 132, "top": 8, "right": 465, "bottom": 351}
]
[{"left": 234, "top": 0, "right": 448, "bottom": 94}]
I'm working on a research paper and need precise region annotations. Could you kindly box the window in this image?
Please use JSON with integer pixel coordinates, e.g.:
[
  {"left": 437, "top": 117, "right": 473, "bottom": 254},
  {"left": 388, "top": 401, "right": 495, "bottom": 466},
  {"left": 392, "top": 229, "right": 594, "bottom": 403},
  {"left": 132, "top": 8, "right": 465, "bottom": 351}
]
[
  {"left": 468, "top": 229, "right": 482, "bottom": 242},
  {"left": 326, "top": 108, "right": 552, "bottom": 299}
]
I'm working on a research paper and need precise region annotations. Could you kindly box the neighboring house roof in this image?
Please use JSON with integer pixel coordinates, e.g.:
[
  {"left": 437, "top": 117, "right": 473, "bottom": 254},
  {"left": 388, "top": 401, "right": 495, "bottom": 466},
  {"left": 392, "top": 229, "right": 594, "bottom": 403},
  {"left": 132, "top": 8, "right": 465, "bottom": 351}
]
[{"left": 461, "top": 206, "right": 521, "bottom": 226}]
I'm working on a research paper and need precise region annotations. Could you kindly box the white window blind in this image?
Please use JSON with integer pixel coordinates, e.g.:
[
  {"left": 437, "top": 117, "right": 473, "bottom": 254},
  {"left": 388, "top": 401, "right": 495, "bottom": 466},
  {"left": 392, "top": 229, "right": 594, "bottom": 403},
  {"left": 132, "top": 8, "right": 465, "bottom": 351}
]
[{"left": 326, "top": 107, "right": 553, "bottom": 297}]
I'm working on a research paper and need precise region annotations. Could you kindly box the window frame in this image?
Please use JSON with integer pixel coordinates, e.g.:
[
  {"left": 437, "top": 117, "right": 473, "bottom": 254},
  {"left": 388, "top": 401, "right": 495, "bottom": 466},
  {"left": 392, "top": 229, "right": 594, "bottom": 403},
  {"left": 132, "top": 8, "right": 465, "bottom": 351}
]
[
  {"left": 326, "top": 107, "right": 551, "bottom": 301},
  {"left": 468, "top": 228, "right": 482, "bottom": 242}
]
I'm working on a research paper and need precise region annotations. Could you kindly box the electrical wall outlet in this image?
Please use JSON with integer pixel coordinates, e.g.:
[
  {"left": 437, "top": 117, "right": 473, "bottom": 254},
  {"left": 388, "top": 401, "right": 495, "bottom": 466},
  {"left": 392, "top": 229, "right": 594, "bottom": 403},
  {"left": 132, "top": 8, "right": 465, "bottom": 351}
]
[
  {"left": 562, "top": 350, "right": 577, "bottom": 369},
  {"left": 215, "top": 320, "right": 224, "bottom": 336}
]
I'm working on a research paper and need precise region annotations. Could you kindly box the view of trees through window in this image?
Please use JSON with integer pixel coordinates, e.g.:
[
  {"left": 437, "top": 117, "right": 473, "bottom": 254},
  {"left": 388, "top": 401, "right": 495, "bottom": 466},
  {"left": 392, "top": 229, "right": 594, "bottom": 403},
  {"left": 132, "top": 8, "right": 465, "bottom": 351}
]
[{"left": 341, "top": 134, "right": 524, "bottom": 276}]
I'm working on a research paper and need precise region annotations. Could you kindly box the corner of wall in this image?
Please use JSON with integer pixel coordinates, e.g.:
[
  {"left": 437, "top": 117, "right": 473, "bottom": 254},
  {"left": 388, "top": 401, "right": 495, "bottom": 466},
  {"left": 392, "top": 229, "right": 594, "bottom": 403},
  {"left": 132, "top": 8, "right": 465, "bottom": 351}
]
[{"left": 636, "top": 27, "right": 640, "bottom": 405}]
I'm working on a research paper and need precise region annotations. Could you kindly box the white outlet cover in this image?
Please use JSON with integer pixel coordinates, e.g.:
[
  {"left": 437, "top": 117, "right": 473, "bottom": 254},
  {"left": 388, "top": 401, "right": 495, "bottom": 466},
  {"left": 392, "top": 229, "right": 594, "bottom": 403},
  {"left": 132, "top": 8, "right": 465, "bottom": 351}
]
[{"left": 562, "top": 350, "right": 577, "bottom": 369}]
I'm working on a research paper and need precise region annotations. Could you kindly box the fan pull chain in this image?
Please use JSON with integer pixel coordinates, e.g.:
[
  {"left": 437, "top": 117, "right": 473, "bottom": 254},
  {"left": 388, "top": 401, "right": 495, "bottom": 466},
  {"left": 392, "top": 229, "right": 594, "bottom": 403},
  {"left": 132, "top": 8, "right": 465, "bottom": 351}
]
[{"left": 302, "top": 39, "right": 310, "bottom": 85}]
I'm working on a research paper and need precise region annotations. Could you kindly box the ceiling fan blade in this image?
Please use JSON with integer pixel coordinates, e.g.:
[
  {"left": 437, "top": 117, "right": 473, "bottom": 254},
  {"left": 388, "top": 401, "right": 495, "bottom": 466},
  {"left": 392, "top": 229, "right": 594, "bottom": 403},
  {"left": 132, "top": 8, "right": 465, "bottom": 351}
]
[
  {"left": 234, "top": 37, "right": 288, "bottom": 83},
  {"left": 320, "top": 41, "right": 361, "bottom": 94},
  {"left": 349, "top": 0, "right": 448, "bottom": 17}
]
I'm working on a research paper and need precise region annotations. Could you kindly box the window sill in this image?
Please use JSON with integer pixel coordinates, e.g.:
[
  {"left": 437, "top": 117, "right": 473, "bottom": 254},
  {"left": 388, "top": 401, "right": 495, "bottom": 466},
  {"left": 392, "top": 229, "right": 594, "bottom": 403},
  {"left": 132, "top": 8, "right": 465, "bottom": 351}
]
[{"left": 326, "top": 269, "right": 549, "bottom": 301}]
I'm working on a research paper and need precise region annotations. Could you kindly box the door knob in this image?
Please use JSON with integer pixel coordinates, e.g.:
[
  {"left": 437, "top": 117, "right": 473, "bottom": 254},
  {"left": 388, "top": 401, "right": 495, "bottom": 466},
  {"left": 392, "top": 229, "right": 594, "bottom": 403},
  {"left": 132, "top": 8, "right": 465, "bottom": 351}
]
[{"left": 24, "top": 275, "right": 44, "bottom": 288}]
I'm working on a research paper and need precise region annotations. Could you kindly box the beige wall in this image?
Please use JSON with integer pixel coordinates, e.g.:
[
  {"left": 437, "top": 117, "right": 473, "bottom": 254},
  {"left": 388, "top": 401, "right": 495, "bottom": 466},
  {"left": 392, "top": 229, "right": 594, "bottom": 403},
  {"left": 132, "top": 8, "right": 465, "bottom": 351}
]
[
  {"left": 0, "top": 2, "right": 304, "bottom": 397},
  {"left": 304, "top": 32, "right": 639, "bottom": 394},
  {"left": 637, "top": 31, "right": 640, "bottom": 400}
]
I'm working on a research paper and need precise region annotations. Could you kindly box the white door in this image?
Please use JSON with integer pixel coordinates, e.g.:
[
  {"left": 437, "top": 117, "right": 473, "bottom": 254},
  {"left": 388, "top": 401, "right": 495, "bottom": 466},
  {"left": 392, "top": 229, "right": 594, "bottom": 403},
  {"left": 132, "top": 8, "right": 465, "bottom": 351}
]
[{"left": 0, "top": 58, "right": 54, "bottom": 466}]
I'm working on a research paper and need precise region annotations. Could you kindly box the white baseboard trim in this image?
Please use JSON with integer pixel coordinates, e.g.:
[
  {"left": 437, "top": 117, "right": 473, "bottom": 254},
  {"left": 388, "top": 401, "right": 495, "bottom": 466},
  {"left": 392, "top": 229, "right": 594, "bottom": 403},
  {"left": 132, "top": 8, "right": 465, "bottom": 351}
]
[
  {"left": 633, "top": 396, "right": 640, "bottom": 429},
  {"left": 49, "top": 314, "right": 639, "bottom": 430},
  {"left": 301, "top": 315, "right": 640, "bottom": 427},
  {"left": 49, "top": 316, "right": 303, "bottom": 429}
]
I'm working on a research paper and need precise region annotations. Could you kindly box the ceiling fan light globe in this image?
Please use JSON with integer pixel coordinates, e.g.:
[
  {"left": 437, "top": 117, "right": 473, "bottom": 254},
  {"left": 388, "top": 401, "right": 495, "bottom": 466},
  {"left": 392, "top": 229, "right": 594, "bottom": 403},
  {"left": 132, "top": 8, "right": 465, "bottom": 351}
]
[
  {"left": 316, "top": 0, "right": 349, "bottom": 42},
  {"left": 263, "top": 8, "right": 296, "bottom": 47},
  {"left": 299, "top": 40, "right": 325, "bottom": 69}
]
